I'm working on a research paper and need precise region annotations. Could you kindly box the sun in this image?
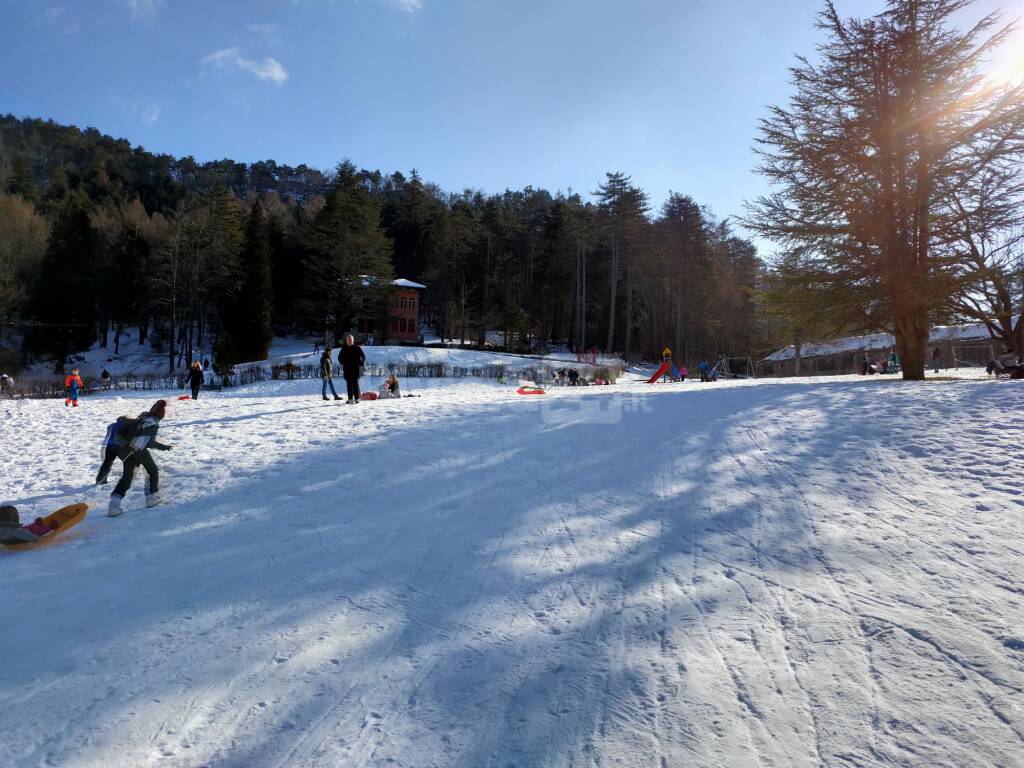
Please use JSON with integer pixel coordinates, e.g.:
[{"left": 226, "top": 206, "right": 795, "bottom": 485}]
[
  {"left": 985, "top": 20, "right": 1024, "bottom": 87},
  {"left": 987, "top": 48, "right": 1024, "bottom": 86}
]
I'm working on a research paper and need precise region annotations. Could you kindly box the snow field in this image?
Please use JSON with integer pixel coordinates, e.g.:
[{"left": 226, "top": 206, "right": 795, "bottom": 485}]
[{"left": 1, "top": 373, "right": 1022, "bottom": 767}]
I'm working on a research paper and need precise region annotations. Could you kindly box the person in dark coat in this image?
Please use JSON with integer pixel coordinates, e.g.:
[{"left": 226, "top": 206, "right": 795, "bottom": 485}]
[
  {"left": 187, "top": 360, "right": 204, "bottom": 399},
  {"left": 108, "top": 399, "right": 172, "bottom": 517},
  {"left": 320, "top": 348, "right": 342, "bottom": 400},
  {"left": 338, "top": 334, "right": 366, "bottom": 403}
]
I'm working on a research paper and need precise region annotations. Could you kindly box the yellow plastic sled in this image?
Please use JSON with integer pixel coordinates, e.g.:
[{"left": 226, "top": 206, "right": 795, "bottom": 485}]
[{"left": 1, "top": 503, "right": 89, "bottom": 551}]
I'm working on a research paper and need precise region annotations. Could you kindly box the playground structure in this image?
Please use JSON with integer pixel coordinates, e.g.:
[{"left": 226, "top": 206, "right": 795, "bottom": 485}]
[
  {"left": 647, "top": 355, "right": 757, "bottom": 383},
  {"left": 575, "top": 347, "right": 599, "bottom": 366},
  {"left": 647, "top": 360, "right": 684, "bottom": 383},
  {"left": 951, "top": 342, "right": 995, "bottom": 369},
  {"left": 714, "top": 356, "right": 757, "bottom": 379}
]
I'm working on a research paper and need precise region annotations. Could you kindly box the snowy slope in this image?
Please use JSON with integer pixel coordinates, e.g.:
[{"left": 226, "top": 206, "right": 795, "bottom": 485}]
[
  {"left": 21, "top": 335, "right": 621, "bottom": 382},
  {"left": 1, "top": 374, "right": 1022, "bottom": 767}
]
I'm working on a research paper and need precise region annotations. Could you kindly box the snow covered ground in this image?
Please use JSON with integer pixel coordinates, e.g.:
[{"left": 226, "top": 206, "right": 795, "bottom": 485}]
[
  {"left": 1, "top": 373, "right": 1022, "bottom": 767},
  {"left": 20, "top": 335, "right": 621, "bottom": 382}
]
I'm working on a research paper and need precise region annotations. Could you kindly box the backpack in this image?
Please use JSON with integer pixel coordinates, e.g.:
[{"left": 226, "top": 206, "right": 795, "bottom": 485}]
[{"left": 103, "top": 416, "right": 139, "bottom": 447}]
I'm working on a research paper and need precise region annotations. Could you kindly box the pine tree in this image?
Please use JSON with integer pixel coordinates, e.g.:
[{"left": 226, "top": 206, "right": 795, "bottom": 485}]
[
  {"left": 594, "top": 172, "right": 648, "bottom": 356},
  {"left": 25, "top": 194, "right": 98, "bottom": 368},
  {"left": 6, "top": 152, "right": 36, "bottom": 203},
  {"left": 748, "top": 0, "right": 1024, "bottom": 379},
  {"left": 300, "top": 161, "right": 393, "bottom": 343},
  {"left": 225, "top": 201, "right": 274, "bottom": 362}
]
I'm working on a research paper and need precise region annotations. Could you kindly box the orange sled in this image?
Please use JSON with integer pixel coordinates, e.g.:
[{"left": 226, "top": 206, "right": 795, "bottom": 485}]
[{"left": 1, "top": 503, "right": 89, "bottom": 551}]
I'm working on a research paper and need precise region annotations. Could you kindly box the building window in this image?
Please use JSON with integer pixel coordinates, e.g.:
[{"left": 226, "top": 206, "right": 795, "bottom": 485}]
[{"left": 408, "top": 320, "right": 416, "bottom": 334}]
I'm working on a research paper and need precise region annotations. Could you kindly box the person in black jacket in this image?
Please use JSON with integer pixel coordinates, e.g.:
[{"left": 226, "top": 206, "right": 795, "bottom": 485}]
[
  {"left": 186, "top": 360, "right": 204, "bottom": 399},
  {"left": 108, "top": 399, "right": 172, "bottom": 517},
  {"left": 339, "top": 334, "right": 366, "bottom": 403},
  {"left": 320, "top": 348, "right": 342, "bottom": 400}
]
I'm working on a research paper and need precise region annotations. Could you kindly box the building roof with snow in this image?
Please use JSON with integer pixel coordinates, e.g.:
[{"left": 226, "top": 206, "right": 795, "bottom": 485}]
[
  {"left": 356, "top": 275, "right": 428, "bottom": 289},
  {"left": 763, "top": 323, "right": 992, "bottom": 362}
]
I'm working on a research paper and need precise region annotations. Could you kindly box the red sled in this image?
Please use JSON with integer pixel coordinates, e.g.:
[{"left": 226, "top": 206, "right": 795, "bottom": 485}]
[
  {"left": 177, "top": 395, "right": 191, "bottom": 401},
  {"left": 516, "top": 386, "right": 545, "bottom": 395},
  {"left": 360, "top": 392, "right": 378, "bottom": 401}
]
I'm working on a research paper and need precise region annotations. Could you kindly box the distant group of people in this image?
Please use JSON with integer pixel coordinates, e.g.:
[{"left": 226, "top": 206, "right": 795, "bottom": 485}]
[
  {"left": 987, "top": 348, "right": 1024, "bottom": 378},
  {"left": 696, "top": 359, "right": 716, "bottom": 382},
  {"left": 554, "top": 368, "right": 583, "bottom": 386},
  {"left": 319, "top": 334, "right": 368, "bottom": 403},
  {"left": 860, "top": 351, "right": 900, "bottom": 376}
]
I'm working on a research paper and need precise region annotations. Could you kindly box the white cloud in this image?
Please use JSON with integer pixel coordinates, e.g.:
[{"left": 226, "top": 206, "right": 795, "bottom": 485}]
[
  {"left": 40, "top": 5, "right": 66, "bottom": 23},
  {"left": 201, "top": 48, "right": 289, "bottom": 86},
  {"left": 124, "top": 0, "right": 162, "bottom": 22},
  {"left": 388, "top": 0, "right": 422, "bottom": 12},
  {"left": 245, "top": 22, "right": 279, "bottom": 43},
  {"left": 142, "top": 103, "right": 161, "bottom": 124}
]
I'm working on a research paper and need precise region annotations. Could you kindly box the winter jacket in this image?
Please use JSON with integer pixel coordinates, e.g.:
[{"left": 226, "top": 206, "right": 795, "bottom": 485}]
[
  {"left": 187, "top": 368, "right": 204, "bottom": 389},
  {"left": 65, "top": 374, "right": 83, "bottom": 393},
  {"left": 319, "top": 353, "right": 334, "bottom": 379},
  {"left": 339, "top": 345, "right": 366, "bottom": 377},
  {"left": 102, "top": 416, "right": 136, "bottom": 449},
  {"left": 127, "top": 412, "right": 170, "bottom": 453}
]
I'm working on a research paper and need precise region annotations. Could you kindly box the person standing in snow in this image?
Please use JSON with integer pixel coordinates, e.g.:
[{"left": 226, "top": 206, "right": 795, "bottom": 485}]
[
  {"left": 698, "top": 359, "right": 710, "bottom": 382},
  {"left": 320, "top": 347, "right": 342, "bottom": 401},
  {"left": 108, "top": 399, "right": 172, "bottom": 517},
  {"left": 186, "top": 360, "right": 204, "bottom": 400},
  {"left": 64, "top": 368, "right": 84, "bottom": 407},
  {"left": 100, "top": 368, "right": 111, "bottom": 389},
  {"left": 931, "top": 347, "right": 942, "bottom": 374},
  {"left": 339, "top": 334, "right": 366, "bottom": 403}
]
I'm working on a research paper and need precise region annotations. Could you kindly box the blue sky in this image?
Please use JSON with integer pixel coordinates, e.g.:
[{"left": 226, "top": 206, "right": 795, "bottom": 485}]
[{"left": 2, "top": 0, "right": 1022, "bottom": 250}]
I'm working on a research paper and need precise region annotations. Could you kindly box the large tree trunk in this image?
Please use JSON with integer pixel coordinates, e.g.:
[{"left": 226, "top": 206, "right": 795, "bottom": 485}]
[
  {"left": 168, "top": 303, "right": 176, "bottom": 375},
  {"left": 606, "top": 228, "right": 619, "bottom": 353},
  {"left": 624, "top": 246, "right": 632, "bottom": 361},
  {"left": 894, "top": 304, "right": 929, "bottom": 380}
]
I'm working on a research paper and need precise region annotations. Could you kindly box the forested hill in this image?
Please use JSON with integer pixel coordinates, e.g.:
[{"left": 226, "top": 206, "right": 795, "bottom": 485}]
[
  {"left": 0, "top": 115, "right": 332, "bottom": 211},
  {"left": 0, "top": 115, "right": 768, "bottom": 375}
]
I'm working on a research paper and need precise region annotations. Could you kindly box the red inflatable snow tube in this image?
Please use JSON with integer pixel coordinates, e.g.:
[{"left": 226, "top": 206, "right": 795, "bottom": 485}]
[
  {"left": 361, "top": 392, "right": 378, "bottom": 401},
  {"left": 516, "top": 386, "right": 545, "bottom": 395}
]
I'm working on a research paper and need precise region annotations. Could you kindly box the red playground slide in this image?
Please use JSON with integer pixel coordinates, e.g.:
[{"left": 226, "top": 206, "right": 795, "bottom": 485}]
[{"left": 647, "top": 361, "right": 671, "bottom": 383}]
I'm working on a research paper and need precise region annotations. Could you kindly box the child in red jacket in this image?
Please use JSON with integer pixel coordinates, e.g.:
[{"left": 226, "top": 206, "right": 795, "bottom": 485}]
[{"left": 64, "top": 369, "right": 84, "bottom": 407}]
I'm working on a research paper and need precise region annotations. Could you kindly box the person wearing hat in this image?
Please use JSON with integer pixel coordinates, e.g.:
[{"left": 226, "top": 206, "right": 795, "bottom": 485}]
[{"left": 108, "top": 399, "right": 172, "bottom": 517}]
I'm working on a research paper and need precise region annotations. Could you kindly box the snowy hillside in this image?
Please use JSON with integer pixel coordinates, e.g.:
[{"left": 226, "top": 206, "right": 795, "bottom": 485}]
[
  {"left": 1, "top": 374, "right": 1023, "bottom": 767},
  {"left": 22, "top": 335, "right": 621, "bottom": 381}
]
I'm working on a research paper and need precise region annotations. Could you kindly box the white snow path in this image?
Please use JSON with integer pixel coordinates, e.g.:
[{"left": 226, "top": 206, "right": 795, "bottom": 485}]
[{"left": 1, "top": 375, "right": 1022, "bottom": 767}]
